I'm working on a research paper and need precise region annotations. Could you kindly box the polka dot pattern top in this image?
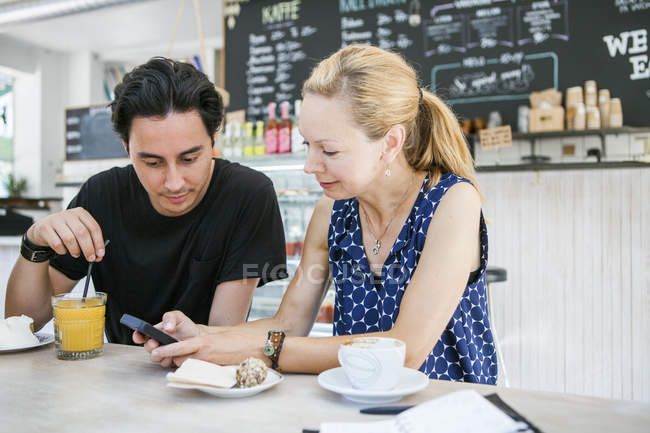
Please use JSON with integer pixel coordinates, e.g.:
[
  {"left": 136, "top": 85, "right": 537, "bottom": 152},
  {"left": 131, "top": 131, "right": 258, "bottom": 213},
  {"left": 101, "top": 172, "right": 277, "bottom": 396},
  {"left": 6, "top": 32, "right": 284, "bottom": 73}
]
[{"left": 328, "top": 173, "right": 497, "bottom": 384}]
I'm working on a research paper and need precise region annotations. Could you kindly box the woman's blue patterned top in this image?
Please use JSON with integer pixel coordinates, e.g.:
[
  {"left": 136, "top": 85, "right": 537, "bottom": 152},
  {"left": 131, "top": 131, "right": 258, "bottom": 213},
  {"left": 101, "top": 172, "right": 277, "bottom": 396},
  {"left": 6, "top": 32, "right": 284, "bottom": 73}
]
[{"left": 328, "top": 173, "right": 497, "bottom": 384}]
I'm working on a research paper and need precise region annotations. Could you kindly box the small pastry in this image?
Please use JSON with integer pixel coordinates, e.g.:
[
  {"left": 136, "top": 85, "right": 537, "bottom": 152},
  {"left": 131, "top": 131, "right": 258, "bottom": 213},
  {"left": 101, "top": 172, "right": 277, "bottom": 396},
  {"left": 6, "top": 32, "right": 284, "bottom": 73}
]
[{"left": 236, "top": 357, "right": 268, "bottom": 388}]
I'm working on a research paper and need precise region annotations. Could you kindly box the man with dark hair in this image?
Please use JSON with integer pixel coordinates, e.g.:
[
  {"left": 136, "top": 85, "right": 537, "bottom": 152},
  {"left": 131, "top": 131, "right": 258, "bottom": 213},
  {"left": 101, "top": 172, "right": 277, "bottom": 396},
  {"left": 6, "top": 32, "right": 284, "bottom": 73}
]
[{"left": 6, "top": 58, "right": 287, "bottom": 345}]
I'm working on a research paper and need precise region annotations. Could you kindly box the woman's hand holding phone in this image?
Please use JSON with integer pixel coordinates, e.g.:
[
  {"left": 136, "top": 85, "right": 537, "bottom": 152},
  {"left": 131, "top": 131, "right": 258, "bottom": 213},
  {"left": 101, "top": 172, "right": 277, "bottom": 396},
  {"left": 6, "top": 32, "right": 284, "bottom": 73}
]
[{"left": 131, "top": 310, "right": 200, "bottom": 367}]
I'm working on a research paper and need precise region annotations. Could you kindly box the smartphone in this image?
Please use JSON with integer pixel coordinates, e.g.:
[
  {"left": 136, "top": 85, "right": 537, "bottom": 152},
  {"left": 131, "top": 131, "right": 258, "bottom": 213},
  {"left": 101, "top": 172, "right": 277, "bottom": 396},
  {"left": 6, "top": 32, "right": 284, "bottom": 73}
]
[{"left": 120, "top": 313, "right": 178, "bottom": 345}]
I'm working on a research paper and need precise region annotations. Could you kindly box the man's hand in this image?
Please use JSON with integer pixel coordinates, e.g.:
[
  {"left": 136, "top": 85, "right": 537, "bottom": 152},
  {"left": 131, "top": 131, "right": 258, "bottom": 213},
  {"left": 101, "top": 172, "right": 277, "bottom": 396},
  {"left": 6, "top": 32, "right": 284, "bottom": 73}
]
[{"left": 27, "top": 207, "right": 106, "bottom": 262}]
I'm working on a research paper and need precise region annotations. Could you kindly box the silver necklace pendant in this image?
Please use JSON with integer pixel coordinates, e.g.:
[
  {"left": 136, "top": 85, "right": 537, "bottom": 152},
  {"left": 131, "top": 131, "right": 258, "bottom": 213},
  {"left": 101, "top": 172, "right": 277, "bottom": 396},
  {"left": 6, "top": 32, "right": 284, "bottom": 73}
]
[{"left": 372, "top": 239, "right": 381, "bottom": 255}]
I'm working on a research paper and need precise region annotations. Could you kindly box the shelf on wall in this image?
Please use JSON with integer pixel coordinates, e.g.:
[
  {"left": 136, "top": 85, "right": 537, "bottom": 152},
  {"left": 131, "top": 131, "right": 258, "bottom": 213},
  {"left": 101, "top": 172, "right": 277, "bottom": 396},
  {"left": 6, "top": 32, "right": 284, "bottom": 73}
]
[
  {"left": 513, "top": 127, "right": 650, "bottom": 158},
  {"left": 226, "top": 153, "right": 307, "bottom": 171},
  {"left": 510, "top": 126, "right": 650, "bottom": 140},
  {"left": 471, "top": 126, "right": 650, "bottom": 162},
  {"left": 476, "top": 161, "right": 649, "bottom": 172}
]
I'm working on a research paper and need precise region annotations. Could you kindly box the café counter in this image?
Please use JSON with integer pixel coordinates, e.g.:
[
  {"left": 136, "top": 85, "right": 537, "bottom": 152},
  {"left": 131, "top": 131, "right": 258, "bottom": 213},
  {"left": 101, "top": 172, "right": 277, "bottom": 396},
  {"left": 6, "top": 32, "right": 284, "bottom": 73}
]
[{"left": 1, "top": 343, "right": 648, "bottom": 433}]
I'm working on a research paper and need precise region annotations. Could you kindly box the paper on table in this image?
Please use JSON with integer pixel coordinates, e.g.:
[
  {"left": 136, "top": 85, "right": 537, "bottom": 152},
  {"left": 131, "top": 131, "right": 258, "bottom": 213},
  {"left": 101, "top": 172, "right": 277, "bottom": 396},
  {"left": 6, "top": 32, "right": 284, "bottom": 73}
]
[
  {"left": 166, "top": 358, "right": 238, "bottom": 388},
  {"left": 320, "top": 390, "right": 525, "bottom": 433}
]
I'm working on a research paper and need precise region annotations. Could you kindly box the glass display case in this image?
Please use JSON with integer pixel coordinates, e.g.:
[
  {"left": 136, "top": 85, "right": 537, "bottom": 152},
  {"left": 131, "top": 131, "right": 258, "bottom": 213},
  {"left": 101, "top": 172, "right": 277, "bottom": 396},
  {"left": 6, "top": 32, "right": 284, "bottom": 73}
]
[{"left": 233, "top": 154, "right": 334, "bottom": 331}]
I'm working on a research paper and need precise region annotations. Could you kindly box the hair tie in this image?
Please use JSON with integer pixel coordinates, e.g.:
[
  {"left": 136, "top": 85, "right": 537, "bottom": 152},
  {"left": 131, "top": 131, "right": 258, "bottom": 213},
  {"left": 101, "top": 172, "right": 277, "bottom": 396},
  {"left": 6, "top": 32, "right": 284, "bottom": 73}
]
[{"left": 418, "top": 87, "right": 423, "bottom": 103}]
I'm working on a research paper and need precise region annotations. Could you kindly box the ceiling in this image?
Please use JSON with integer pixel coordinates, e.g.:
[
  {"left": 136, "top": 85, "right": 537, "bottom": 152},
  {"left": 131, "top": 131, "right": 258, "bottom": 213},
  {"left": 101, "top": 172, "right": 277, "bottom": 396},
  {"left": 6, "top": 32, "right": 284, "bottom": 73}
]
[{"left": 0, "top": 0, "right": 223, "bottom": 62}]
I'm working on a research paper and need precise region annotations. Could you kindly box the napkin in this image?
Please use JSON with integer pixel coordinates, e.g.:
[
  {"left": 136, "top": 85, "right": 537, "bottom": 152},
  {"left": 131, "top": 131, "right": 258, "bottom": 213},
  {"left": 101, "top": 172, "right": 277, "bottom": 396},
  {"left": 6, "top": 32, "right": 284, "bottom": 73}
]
[
  {"left": 0, "top": 315, "right": 39, "bottom": 348},
  {"left": 166, "top": 358, "right": 238, "bottom": 388}
]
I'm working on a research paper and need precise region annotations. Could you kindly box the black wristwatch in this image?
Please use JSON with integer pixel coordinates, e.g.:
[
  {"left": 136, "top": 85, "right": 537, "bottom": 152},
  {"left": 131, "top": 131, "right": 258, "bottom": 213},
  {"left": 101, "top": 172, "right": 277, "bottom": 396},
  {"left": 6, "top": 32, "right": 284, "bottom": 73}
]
[{"left": 20, "top": 233, "right": 57, "bottom": 263}]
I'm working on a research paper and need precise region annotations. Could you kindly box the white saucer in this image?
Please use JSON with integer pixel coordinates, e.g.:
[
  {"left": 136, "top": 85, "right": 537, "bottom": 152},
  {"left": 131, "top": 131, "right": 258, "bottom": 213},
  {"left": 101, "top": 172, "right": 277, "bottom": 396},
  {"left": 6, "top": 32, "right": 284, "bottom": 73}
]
[
  {"left": 0, "top": 333, "right": 54, "bottom": 354},
  {"left": 167, "top": 369, "right": 283, "bottom": 398},
  {"left": 318, "top": 367, "right": 429, "bottom": 404}
]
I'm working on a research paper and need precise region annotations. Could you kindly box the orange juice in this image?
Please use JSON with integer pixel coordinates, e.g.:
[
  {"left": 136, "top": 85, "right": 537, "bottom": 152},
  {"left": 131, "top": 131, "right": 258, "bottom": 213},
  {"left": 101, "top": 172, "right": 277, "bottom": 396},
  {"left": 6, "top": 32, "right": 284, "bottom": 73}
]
[{"left": 52, "top": 293, "right": 106, "bottom": 360}]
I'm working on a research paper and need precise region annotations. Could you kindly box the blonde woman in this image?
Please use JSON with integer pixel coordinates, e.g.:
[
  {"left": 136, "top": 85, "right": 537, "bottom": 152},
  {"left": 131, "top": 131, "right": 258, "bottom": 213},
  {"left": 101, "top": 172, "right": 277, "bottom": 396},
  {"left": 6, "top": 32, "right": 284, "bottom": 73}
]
[{"left": 136, "top": 45, "right": 497, "bottom": 384}]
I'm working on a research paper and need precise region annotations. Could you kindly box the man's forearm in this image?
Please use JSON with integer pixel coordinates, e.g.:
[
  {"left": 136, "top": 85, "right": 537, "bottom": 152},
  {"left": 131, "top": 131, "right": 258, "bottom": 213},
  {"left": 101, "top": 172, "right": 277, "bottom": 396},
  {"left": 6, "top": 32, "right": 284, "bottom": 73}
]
[{"left": 5, "top": 257, "right": 56, "bottom": 330}]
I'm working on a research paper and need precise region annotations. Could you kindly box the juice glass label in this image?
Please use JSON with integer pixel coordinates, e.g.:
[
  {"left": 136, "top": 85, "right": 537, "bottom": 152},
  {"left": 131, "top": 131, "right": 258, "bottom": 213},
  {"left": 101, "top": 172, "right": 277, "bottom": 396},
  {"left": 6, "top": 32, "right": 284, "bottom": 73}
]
[{"left": 52, "top": 292, "right": 107, "bottom": 360}]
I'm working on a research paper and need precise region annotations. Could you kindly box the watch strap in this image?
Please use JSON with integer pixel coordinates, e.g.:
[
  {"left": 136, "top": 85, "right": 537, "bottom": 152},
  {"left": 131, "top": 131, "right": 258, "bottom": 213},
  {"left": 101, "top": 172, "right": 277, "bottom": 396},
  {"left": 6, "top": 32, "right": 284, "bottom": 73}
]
[
  {"left": 264, "top": 330, "right": 286, "bottom": 371},
  {"left": 20, "top": 233, "right": 56, "bottom": 263}
]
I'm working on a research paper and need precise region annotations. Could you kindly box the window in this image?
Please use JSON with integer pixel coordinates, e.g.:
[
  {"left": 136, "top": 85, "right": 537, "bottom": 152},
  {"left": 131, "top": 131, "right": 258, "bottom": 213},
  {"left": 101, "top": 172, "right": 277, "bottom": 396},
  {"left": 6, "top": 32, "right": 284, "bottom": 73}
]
[{"left": 0, "top": 73, "right": 14, "bottom": 197}]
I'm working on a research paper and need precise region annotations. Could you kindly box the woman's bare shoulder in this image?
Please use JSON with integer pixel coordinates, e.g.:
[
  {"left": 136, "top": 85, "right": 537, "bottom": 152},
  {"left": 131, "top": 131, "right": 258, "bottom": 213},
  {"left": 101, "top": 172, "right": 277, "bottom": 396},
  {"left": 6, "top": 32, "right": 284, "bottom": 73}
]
[
  {"left": 303, "top": 196, "right": 336, "bottom": 249},
  {"left": 438, "top": 180, "right": 481, "bottom": 210},
  {"left": 313, "top": 195, "right": 336, "bottom": 219}
]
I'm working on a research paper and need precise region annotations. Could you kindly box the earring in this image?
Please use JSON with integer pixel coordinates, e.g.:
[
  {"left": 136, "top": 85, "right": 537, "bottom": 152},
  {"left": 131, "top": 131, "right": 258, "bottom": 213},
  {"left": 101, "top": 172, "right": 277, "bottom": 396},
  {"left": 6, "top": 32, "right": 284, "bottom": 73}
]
[{"left": 385, "top": 167, "right": 391, "bottom": 177}]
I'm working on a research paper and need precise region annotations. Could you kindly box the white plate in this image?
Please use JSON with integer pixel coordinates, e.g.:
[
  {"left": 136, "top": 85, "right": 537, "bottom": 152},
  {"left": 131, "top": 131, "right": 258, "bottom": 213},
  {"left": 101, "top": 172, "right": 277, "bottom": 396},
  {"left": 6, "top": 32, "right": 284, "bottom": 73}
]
[
  {"left": 318, "top": 367, "right": 429, "bottom": 404},
  {"left": 0, "top": 333, "right": 54, "bottom": 353},
  {"left": 167, "top": 369, "right": 283, "bottom": 398}
]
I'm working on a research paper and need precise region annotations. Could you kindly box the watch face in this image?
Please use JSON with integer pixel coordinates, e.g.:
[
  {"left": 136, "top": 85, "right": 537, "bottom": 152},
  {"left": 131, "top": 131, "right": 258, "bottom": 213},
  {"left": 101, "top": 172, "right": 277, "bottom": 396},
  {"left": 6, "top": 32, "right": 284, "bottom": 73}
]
[{"left": 263, "top": 344, "right": 275, "bottom": 356}]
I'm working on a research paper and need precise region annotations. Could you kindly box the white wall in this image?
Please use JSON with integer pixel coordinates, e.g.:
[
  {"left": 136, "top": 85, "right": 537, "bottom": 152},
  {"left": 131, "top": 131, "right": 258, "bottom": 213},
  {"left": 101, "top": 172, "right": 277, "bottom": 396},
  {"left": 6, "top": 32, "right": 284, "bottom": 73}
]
[
  {"left": 0, "top": 35, "right": 39, "bottom": 74},
  {"left": 0, "top": 35, "right": 44, "bottom": 197},
  {"left": 66, "top": 51, "right": 105, "bottom": 107},
  {"left": 0, "top": 37, "right": 109, "bottom": 199},
  {"left": 12, "top": 70, "right": 42, "bottom": 197},
  {"left": 39, "top": 51, "right": 67, "bottom": 198},
  {"left": 481, "top": 168, "right": 650, "bottom": 403}
]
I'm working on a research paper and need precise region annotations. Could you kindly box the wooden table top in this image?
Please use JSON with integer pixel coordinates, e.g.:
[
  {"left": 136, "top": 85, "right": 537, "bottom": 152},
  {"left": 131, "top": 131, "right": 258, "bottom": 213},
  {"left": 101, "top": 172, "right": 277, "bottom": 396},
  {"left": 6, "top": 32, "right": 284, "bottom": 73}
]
[{"left": 1, "top": 343, "right": 648, "bottom": 433}]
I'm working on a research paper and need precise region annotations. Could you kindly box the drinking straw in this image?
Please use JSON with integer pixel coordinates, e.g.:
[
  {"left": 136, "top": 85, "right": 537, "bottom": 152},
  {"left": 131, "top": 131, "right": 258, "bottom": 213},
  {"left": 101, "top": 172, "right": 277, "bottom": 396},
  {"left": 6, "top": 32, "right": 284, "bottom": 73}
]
[{"left": 82, "top": 239, "right": 110, "bottom": 300}]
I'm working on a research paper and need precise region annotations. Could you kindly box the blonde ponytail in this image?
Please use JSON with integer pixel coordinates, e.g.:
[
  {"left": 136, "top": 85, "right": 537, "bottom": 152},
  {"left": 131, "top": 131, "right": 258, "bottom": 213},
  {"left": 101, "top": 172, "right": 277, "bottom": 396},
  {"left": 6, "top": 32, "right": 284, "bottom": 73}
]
[
  {"left": 407, "top": 90, "right": 480, "bottom": 194},
  {"left": 303, "top": 45, "right": 480, "bottom": 195}
]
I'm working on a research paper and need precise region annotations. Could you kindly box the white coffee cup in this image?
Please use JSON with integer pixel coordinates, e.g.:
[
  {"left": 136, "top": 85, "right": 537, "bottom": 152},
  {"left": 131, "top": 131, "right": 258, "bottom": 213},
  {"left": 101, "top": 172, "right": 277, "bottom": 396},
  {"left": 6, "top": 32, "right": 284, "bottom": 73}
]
[{"left": 338, "top": 337, "right": 406, "bottom": 391}]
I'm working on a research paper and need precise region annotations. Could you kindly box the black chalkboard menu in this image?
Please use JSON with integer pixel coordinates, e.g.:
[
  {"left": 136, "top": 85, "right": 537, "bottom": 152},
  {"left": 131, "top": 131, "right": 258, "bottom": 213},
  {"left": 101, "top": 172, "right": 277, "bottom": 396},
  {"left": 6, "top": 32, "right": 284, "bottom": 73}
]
[
  {"left": 65, "top": 105, "right": 126, "bottom": 160},
  {"left": 224, "top": 0, "right": 650, "bottom": 127}
]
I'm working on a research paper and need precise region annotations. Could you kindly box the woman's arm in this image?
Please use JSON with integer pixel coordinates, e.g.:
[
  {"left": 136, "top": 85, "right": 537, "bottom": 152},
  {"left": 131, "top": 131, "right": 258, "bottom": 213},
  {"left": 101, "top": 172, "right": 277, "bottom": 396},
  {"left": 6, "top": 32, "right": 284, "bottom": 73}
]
[
  {"left": 229, "top": 195, "right": 335, "bottom": 336},
  {"left": 388, "top": 181, "right": 482, "bottom": 368}
]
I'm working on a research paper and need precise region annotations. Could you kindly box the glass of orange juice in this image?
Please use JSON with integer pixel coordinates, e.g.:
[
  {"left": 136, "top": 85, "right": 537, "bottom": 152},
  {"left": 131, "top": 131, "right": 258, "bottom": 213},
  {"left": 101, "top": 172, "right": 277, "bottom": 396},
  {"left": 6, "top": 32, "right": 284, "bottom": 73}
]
[{"left": 52, "top": 292, "right": 107, "bottom": 360}]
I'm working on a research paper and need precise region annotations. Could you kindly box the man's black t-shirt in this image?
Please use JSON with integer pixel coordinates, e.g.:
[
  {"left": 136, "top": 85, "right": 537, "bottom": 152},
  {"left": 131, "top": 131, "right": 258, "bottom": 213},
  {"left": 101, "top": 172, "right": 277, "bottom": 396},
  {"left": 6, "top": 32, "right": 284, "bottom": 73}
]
[{"left": 50, "top": 159, "right": 287, "bottom": 344}]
